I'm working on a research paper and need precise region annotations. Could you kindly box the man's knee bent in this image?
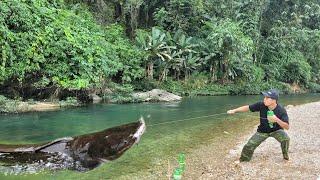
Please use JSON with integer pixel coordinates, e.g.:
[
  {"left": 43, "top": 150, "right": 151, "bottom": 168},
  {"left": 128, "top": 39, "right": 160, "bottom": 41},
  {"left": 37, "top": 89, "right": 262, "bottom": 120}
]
[
  {"left": 244, "top": 139, "right": 259, "bottom": 150},
  {"left": 273, "top": 130, "right": 290, "bottom": 143},
  {"left": 281, "top": 134, "right": 290, "bottom": 143}
]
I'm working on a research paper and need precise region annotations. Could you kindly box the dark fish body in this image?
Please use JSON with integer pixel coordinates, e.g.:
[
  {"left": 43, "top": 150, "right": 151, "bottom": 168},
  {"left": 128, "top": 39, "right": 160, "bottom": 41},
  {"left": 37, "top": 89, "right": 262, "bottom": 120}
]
[{"left": 0, "top": 118, "right": 146, "bottom": 172}]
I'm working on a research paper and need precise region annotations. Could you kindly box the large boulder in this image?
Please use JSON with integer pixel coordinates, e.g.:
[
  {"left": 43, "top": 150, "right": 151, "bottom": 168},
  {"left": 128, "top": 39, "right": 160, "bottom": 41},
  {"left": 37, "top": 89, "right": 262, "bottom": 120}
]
[
  {"left": 89, "top": 93, "right": 102, "bottom": 104},
  {"left": 133, "top": 89, "right": 182, "bottom": 102}
]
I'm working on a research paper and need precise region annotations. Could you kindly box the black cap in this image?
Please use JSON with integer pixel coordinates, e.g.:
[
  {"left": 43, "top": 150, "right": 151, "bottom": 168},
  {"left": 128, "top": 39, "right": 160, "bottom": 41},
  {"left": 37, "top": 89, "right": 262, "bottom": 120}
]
[{"left": 261, "top": 89, "right": 279, "bottom": 100}]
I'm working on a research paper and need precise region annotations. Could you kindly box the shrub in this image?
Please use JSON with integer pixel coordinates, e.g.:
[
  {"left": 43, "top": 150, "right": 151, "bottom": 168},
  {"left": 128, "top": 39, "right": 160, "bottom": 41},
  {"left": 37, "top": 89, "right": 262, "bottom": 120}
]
[{"left": 307, "top": 82, "right": 320, "bottom": 93}]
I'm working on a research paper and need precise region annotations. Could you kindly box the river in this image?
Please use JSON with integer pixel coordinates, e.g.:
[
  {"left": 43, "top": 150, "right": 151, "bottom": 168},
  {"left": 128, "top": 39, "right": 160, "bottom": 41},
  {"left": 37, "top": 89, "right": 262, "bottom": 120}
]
[{"left": 0, "top": 94, "right": 319, "bottom": 179}]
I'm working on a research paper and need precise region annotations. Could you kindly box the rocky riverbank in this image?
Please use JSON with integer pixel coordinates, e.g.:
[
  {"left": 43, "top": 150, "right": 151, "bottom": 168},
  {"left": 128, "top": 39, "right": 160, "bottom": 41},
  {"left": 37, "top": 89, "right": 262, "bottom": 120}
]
[
  {"left": 0, "top": 89, "right": 182, "bottom": 113},
  {"left": 0, "top": 96, "right": 80, "bottom": 113}
]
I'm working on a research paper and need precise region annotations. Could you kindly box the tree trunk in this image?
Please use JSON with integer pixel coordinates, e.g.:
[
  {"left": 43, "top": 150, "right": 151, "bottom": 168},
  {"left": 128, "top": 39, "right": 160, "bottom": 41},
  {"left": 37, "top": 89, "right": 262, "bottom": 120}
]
[
  {"left": 184, "top": 70, "right": 188, "bottom": 81},
  {"left": 159, "top": 70, "right": 164, "bottom": 82},
  {"left": 128, "top": 0, "right": 142, "bottom": 39},
  {"left": 221, "top": 55, "right": 229, "bottom": 84},
  {"left": 210, "top": 65, "right": 216, "bottom": 82},
  {"left": 114, "top": 2, "right": 122, "bottom": 22},
  {"left": 146, "top": 62, "right": 153, "bottom": 80},
  {"left": 159, "top": 67, "right": 168, "bottom": 82}
]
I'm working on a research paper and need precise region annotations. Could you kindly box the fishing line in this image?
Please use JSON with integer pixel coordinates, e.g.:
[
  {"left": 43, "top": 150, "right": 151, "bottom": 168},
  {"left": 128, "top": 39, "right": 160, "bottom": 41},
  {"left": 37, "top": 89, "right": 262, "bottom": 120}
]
[
  {"left": 147, "top": 113, "right": 247, "bottom": 127},
  {"left": 147, "top": 112, "right": 228, "bottom": 127},
  {"left": 147, "top": 112, "right": 267, "bottom": 127},
  {"left": 237, "top": 113, "right": 269, "bottom": 120}
]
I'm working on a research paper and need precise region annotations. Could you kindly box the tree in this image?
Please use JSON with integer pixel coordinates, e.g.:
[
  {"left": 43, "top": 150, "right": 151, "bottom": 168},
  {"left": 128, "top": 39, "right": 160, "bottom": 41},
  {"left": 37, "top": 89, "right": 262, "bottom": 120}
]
[
  {"left": 153, "top": 0, "right": 205, "bottom": 35},
  {"left": 200, "top": 19, "right": 254, "bottom": 83},
  {"left": 182, "top": 53, "right": 202, "bottom": 80},
  {"left": 0, "top": 0, "right": 123, "bottom": 99},
  {"left": 135, "top": 27, "right": 173, "bottom": 80}
]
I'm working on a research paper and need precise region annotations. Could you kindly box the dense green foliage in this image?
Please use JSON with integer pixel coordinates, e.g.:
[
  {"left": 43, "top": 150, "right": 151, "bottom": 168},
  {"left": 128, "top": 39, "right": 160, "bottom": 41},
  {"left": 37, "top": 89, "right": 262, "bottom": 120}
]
[
  {"left": 0, "top": 0, "right": 319, "bottom": 101},
  {"left": 0, "top": 0, "right": 143, "bottom": 100}
]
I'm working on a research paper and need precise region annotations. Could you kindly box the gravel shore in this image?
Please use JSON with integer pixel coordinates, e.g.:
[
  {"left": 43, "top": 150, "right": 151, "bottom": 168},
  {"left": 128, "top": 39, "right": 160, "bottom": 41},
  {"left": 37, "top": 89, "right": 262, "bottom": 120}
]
[{"left": 186, "top": 101, "right": 320, "bottom": 179}]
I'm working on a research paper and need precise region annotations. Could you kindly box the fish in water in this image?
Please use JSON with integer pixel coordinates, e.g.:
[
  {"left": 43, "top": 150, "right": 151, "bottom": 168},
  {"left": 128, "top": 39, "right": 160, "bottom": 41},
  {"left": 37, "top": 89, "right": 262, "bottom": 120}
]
[{"left": 0, "top": 117, "right": 146, "bottom": 173}]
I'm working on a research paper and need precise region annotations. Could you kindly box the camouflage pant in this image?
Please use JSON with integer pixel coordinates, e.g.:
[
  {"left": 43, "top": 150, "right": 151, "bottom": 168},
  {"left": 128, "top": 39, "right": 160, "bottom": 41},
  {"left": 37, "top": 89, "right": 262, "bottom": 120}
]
[{"left": 240, "top": 129, "right": 290, "bottom": 162}]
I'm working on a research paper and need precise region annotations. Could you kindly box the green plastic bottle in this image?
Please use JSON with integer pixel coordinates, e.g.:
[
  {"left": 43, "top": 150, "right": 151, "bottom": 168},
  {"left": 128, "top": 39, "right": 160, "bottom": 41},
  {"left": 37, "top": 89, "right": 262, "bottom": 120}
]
[
  {"left": 173, "top": 168, "right": 182, "bottom": 180},
  {"left": 267, "top": 110, "right": 274, "bottom": 128},
  {"left": 178, "top": 153, "right": 186, "bottom": 171}
]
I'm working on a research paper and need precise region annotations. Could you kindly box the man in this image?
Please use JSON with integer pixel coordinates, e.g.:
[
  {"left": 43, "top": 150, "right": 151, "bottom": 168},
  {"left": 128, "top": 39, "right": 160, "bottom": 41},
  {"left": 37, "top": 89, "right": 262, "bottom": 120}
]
[{"left": 227, "top": 89, "right": 290, "bottom": 162}]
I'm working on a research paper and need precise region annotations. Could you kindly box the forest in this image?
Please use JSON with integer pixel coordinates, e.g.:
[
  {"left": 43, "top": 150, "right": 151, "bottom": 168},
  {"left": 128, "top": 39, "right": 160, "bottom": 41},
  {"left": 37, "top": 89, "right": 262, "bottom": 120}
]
[{"left": 1, "top": 0, "right": 319, "bottom": 102}]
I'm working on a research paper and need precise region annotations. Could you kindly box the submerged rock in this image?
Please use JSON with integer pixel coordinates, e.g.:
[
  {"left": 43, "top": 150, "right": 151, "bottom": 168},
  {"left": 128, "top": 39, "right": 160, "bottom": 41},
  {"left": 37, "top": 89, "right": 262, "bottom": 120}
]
[
  {"left": 133, "top": 89, "right": 182, "bottom": 102},
  {"left": 0, "top": 118, "right": 146, "bottom": 174},
  {"left": 28, "top": 102, "right": 60, "bottom": 112}
]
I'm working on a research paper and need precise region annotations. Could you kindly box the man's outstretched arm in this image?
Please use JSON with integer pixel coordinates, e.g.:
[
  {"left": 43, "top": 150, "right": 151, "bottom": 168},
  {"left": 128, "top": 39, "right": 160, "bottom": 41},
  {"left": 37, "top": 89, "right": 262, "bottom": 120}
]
[{"left": 227, "top": 105, "right": 250, "bottom": 114}]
